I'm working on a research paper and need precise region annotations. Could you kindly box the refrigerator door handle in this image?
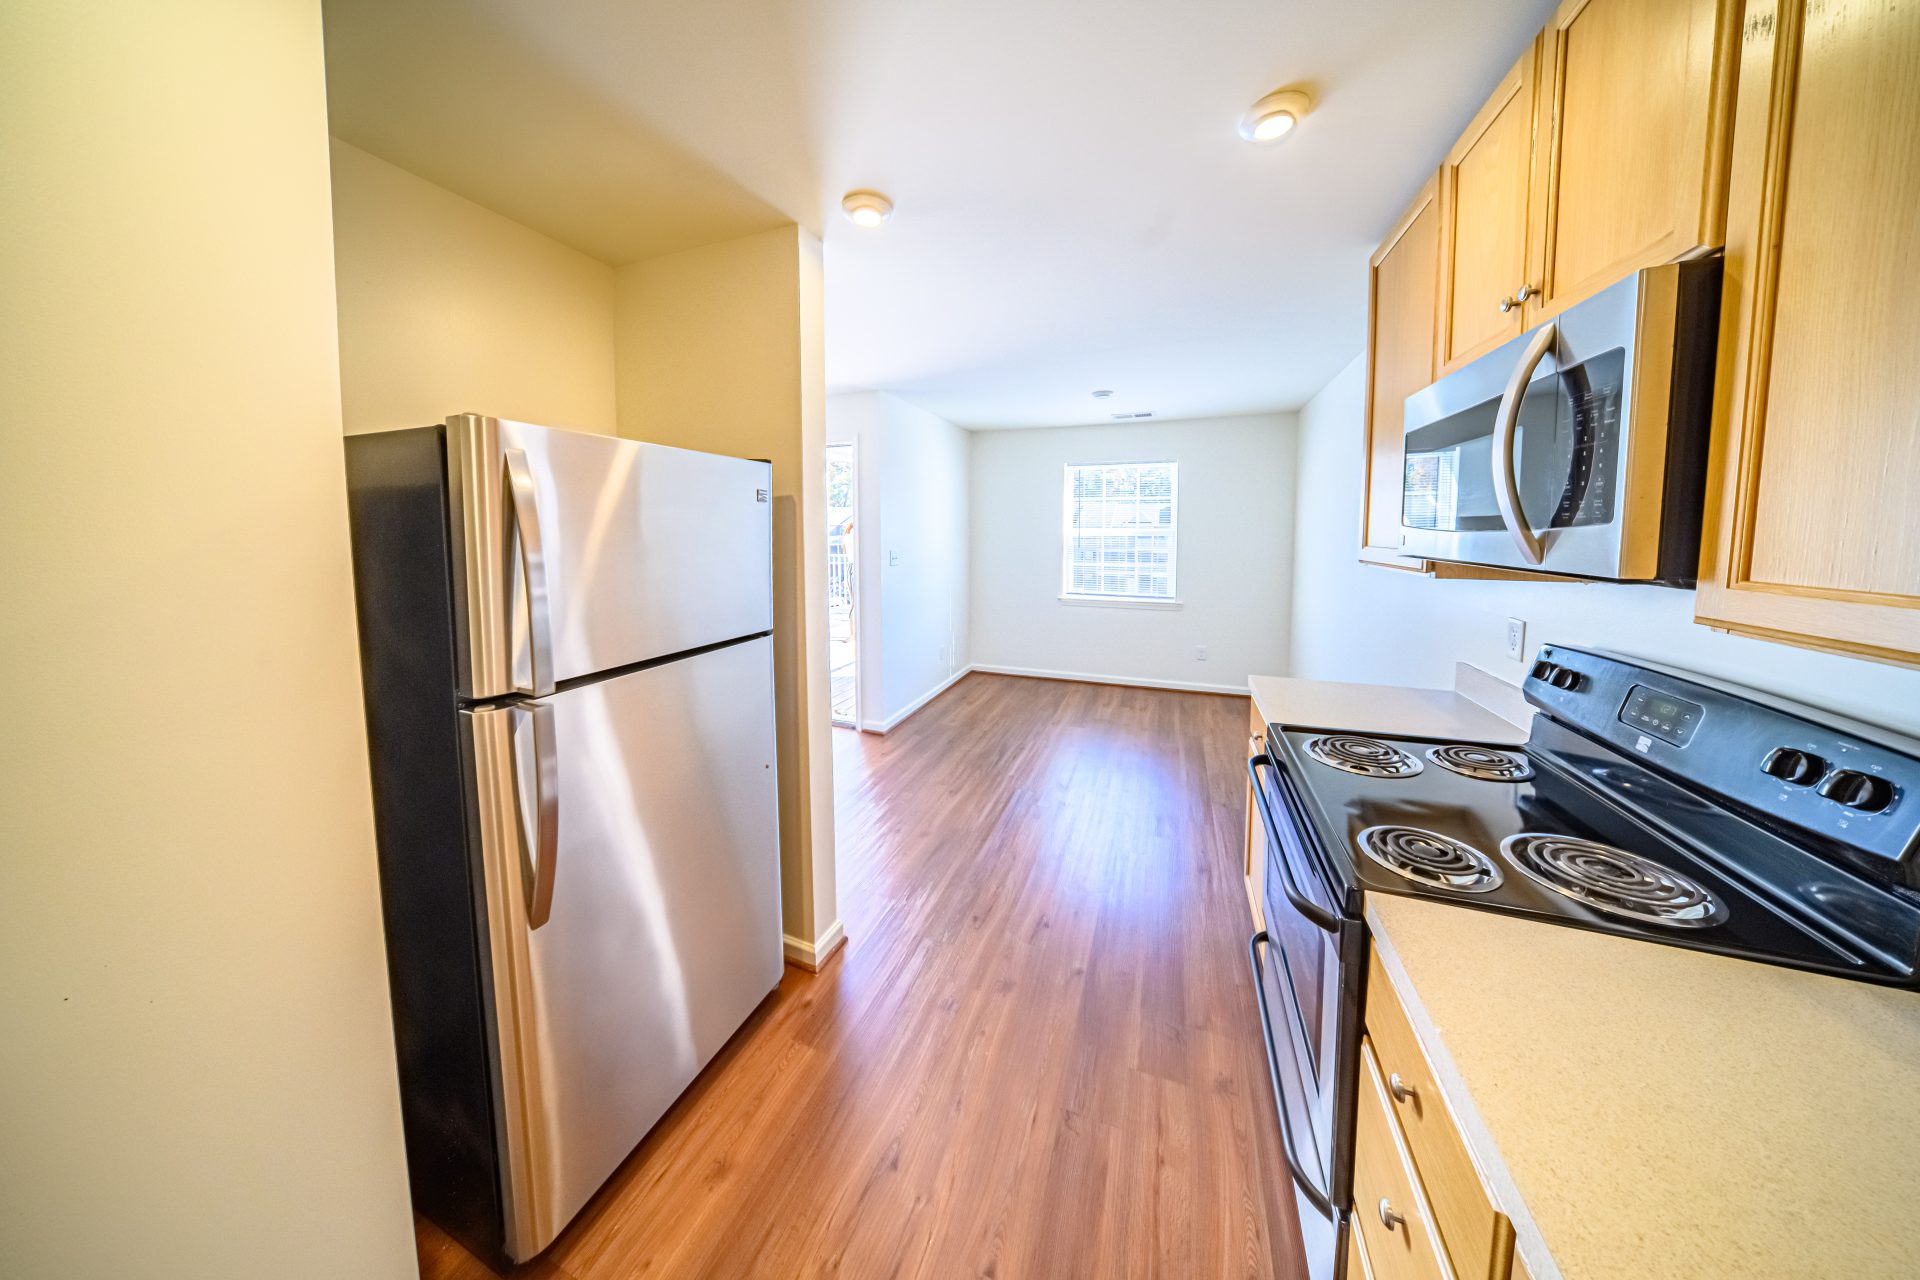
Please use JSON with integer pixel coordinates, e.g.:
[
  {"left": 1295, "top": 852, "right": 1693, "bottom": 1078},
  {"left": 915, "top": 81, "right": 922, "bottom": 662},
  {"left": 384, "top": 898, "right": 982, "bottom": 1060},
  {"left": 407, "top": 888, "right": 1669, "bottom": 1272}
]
[
  {"left": 503, "top": 446, "right": 556, "bottom": 698},
  {"left": 510, "top": 701, "right": 561, "bottom": 929}
]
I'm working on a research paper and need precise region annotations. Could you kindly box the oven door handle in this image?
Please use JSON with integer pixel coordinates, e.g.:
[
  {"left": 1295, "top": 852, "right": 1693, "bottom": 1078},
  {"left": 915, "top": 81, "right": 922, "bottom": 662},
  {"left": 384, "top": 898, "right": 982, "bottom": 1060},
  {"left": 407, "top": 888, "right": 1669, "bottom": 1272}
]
[
  {"left": 1250, "top": 931, "right": 1336, "bottom": 1222},
  {"left": 1491, "top": 321, "right": 1556, "bottom": 567},
  {"left": 1248, "top": 754, "right": 1341, "bottom": 934}
]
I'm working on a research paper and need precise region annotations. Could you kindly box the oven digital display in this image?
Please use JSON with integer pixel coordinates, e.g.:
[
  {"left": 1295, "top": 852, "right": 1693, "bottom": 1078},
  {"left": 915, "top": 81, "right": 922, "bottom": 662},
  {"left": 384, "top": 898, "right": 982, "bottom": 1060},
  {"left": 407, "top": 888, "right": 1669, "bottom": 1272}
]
[{"left": 1619, "top": 684, "right": 1704, "bottom": 747}]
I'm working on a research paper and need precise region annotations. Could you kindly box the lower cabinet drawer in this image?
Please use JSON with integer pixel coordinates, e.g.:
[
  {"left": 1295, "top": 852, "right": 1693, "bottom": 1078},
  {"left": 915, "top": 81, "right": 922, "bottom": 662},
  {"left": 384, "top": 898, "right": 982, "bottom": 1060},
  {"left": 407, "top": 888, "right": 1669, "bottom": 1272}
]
[
  {"left": 1366, "top": 950, "right": 1513, "bottom": 1278},
  {"left": 1352, "top": 1038, "right": 1453, "bottom": 1280}
]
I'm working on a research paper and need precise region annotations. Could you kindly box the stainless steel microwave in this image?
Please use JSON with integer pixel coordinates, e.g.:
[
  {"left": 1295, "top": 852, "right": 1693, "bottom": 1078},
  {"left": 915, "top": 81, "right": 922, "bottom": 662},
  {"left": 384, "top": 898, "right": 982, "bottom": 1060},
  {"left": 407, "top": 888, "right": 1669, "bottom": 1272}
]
[{"left": 1398, "top": 259, "right": 1722, "bottom": 582}]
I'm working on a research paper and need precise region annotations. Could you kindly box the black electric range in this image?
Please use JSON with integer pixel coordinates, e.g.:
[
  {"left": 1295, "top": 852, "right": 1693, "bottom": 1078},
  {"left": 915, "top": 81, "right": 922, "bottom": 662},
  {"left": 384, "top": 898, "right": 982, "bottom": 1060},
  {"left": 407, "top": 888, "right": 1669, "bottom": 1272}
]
[
  {"left": 1247, "top": 647, "right": 1920, "bottom": 1280},
  {"left": 1273, "top": 646, "right": 1920, "bottom": 984}
]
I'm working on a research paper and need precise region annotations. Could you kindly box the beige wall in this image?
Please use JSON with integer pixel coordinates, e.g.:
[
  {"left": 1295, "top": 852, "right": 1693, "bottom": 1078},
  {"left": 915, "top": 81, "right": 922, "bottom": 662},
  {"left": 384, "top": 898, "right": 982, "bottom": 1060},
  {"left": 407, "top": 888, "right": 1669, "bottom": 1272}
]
[
  {"left": 330, "top": 138, "right": 618, "bottom": 436},
  {"left": 0, "top": 3, "right": 415, "bottom": 1277},
  {"left": 614, "top": 226, "right": 839, "bottom": 955}
]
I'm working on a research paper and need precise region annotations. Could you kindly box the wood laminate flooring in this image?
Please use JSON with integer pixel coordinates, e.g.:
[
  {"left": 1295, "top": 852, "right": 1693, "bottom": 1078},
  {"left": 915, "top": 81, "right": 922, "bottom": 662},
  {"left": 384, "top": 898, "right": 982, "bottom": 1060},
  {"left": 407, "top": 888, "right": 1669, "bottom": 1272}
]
[{"left": 418, "top": 673, "right": 1304, "bottom": 1279}]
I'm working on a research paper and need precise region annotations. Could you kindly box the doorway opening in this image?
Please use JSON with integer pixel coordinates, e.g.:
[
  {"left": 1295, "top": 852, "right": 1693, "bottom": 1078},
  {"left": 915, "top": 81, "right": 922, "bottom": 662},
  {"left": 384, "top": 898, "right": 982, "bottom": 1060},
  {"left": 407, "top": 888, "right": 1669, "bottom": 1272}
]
[{"left": 826, "top": 443, "right": 858, "bottom": 726}]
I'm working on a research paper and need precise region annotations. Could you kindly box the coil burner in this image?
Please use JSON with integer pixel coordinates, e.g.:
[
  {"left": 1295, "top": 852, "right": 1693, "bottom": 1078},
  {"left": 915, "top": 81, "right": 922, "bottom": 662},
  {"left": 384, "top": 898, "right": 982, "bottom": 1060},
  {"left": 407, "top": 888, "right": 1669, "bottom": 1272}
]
[
  {"left": 1501, "top": 834, "right": 1727, "bottom": 928},
  {"left": 1427, "top": 744, "right": 1535, "bottom": 782},
  {"left": 1357, "top": 826, "right": 1504, "bottom": 893},
  {"left": 1306, "top": 735, "right": 1422, "bottom": 778}
]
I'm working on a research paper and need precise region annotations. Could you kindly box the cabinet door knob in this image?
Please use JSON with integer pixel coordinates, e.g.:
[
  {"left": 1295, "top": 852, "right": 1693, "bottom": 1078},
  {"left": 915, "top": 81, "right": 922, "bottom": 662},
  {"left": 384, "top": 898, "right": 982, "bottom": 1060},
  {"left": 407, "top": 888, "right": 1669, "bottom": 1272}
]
[
  {"left": 1497, "top": 295, "right": 1517, "bottom": 313},
  {"left": 1515, "top": 283, "right": 1537, "bottom": 303},
  {"left": 1388, "top": 1072, "right": 1417, "bottom": 1104},
  {"left": 1379, "top": 1198, "right": 1406, "bottom": 1231}
]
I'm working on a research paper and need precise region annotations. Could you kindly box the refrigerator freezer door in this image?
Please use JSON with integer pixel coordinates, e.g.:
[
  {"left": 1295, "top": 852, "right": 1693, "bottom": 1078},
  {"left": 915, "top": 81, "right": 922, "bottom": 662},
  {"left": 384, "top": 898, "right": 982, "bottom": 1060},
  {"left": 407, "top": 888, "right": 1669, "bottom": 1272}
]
[
  {"left": 462, "top": 635, "right": 784, "bottom": 1261},
  {"left": 447, "top": 414, "right": 775, "bottom": 699}
]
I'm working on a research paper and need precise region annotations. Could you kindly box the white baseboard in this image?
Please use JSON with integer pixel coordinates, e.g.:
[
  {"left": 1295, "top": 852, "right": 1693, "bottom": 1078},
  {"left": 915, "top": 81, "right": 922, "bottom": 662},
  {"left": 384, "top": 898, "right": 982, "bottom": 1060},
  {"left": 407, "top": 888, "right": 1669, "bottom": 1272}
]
[
  {"left": 969, "top": 663, "right": 1247, "bottom": 697},
  {"left": 860, "top": 665, "right": 974, "bottom": 734},
  {"left": 782, "top": 918, "right": 847, "bottom": 972}
]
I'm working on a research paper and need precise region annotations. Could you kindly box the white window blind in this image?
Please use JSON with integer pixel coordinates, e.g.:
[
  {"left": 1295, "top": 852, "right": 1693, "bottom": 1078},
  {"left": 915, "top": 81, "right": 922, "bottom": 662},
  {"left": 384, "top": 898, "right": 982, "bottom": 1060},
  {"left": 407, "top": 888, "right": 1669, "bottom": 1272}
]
[{"left": 1062, "top": 461, "right": 1178, "bottom": 600}]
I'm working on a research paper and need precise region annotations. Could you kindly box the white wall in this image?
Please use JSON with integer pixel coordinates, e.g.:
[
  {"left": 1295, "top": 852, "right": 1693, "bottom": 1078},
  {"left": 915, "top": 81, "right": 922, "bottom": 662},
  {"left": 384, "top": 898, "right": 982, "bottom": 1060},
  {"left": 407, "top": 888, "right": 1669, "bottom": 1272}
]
[
  {"left": 827, "top": 391, "right": 972, "bottom": 729},
  {"left": 0, "top": 3, "right": 415, "bottom": 1275},
  {"left": 969, "top": 413, "right": 1295, "bottom": 694},
  {"left": 1291, "top": 355, "right": 1920, "bottom": 732}
]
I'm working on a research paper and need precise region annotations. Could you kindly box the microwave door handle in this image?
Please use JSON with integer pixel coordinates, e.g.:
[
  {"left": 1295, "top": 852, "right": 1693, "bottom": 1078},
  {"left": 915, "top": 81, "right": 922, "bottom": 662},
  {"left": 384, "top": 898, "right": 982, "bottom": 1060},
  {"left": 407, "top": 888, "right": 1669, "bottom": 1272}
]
[
  {"left": 1492, "top": 322, "right": 1556, "bottom": 567},
  {"left": 502, "top": 446, "right": 555, "bottom": 698},
  {"left": 508, "top": 701, "right": 561, "bottom": 929},
  {"left": 1248, "top": 754, "right": 1341, "bottom": 934},
  {"left": 1249, "top": 931, "right": 1337, "bottom": 1221}
]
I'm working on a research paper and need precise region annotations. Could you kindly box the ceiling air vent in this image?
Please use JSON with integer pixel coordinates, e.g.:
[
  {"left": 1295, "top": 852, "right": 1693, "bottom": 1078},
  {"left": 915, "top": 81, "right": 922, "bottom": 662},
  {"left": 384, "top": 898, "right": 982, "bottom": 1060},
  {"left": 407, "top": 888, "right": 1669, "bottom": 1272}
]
[{"left": 1110, "top": 411, "right": 1154, "bottom": 420}]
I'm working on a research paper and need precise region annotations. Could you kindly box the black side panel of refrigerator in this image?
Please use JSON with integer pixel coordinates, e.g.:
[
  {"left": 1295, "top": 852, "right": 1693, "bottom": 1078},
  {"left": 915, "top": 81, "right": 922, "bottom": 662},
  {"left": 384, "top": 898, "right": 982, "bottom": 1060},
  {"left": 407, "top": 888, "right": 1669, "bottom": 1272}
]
[{"left": 344, "top": 426, "right": 509, "bottom": 1269}]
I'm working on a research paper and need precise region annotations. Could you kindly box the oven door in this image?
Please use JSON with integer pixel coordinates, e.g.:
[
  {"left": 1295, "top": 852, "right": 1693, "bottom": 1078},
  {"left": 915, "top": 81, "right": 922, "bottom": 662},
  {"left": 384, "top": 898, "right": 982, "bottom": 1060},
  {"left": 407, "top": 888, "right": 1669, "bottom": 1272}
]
[{"left": 1248, "top": 751, "right": 1361, "bottom": 1280}]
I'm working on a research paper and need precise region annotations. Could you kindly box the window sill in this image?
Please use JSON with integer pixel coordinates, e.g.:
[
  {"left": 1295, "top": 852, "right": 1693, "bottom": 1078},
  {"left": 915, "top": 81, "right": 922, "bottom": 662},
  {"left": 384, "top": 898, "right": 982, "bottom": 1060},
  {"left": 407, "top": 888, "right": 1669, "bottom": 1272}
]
[{"left": 1057, "top": 594, "right": 1183, "bottom": 610}]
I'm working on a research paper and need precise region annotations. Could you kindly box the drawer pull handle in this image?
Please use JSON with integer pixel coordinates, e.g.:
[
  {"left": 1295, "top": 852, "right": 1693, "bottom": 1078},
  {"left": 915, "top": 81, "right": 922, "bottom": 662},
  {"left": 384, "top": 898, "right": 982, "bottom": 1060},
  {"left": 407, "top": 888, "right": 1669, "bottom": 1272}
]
[
  {"left": 1388, "top": 1072, "right": 1417, "bottom": 1104},
  {"left": 1379, "top": 1198, "right": 1406, "bottom": 1232}
]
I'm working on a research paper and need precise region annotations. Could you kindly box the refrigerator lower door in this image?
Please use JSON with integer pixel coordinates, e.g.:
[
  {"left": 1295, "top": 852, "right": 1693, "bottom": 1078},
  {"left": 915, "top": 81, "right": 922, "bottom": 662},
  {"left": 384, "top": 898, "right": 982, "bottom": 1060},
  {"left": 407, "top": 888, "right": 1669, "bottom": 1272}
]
[
  {"left": 447, "top": 413, "right": 776, "bottom": 700},
  {"left": 462, "top": 635, "right": 783, "bottom": 1261}
]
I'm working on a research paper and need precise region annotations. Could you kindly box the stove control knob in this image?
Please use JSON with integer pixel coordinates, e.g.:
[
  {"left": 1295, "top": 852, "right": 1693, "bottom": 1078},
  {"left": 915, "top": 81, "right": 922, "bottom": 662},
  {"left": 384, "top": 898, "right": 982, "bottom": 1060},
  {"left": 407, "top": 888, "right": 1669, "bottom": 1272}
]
[
  {"left": 1548, "top": 666, "right": 1583, "bottom": 691},
  {"left": 1818, "top": 770, "right": 1896, "bottom": 813},
  {"left": 1761, "top": 747, "right": 1827, "bottom": 786}
]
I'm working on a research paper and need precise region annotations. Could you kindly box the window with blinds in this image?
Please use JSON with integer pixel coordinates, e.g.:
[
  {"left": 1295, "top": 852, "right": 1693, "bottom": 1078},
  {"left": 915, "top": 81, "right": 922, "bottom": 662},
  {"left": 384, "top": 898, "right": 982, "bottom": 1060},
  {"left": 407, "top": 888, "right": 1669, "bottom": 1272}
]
[{"left": 1062, "top": 461, "right": 1178, "bottom": 600}]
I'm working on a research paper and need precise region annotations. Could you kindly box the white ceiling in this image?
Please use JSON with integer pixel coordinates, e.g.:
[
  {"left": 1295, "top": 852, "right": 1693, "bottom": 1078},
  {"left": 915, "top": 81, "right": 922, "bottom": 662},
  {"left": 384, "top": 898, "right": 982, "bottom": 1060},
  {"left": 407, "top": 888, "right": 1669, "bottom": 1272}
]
[{"left": 323, "top": 0, "right": 1554, "bottom": 428}]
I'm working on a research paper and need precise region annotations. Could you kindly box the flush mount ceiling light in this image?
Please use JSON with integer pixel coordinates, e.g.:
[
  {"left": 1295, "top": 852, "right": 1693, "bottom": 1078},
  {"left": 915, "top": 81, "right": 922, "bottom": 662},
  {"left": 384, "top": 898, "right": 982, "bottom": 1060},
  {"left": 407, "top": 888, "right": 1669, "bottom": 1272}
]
[
  {"left": 840, "top": 190, "right": 894, "bottom": 228},
  {"left": 1239, "top": 87, "right": 1314, "bottom": 143}
]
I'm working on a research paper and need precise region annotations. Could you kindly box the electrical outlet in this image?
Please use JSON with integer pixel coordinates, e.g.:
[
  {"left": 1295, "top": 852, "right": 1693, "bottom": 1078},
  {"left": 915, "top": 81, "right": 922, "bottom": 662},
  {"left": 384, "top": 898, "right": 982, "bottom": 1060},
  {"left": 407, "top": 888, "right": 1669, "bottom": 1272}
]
[
  {"left": 888, "top": 549, "right": 899, "bottom": 567},
  {"left": 1504, "top": 617, "right": 1527, "bottom": 662},
  {"left": 1195, "top": 645, "right": 1208, "bottom": 662}
]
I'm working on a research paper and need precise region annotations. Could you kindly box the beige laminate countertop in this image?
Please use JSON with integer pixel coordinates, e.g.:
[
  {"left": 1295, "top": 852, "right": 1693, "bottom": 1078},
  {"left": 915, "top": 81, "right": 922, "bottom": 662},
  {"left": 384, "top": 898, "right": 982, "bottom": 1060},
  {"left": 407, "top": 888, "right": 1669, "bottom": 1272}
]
[
  {"left": 1369, "top": 892, "right": 1920, "bottom": 1280},
  {"left": 1248, "top": 673, "right": 1528, "bottom": 745}
]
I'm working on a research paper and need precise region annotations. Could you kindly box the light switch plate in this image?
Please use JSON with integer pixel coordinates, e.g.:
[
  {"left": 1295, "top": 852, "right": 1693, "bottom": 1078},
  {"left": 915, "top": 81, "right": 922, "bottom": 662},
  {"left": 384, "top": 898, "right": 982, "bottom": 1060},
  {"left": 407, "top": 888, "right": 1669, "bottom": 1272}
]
[{"left": 1504, "top": 617, "right": 1527, "bottom": 662}]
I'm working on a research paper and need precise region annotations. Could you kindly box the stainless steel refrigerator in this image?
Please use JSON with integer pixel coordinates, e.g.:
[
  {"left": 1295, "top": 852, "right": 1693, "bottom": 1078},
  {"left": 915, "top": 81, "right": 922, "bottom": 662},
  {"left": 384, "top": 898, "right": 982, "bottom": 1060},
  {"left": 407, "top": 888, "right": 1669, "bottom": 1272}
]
[{"left": 344, "top": 414, "right": 784, "bottom": 1268}]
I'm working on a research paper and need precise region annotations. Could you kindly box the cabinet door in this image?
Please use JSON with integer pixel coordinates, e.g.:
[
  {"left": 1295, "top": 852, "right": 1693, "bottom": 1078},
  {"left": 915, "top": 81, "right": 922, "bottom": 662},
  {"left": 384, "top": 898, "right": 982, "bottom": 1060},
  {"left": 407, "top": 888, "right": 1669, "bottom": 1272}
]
[
  {"left": 1526, "top": 0, "right": 1739, "bottom": 322},
  {"left": 1362, "top": 175, "right": 1442, "bottom": 569},
  {"left": 1696, "top": 0, "right": 1920, "bottom": 665},
  {"left": 1436, "top": 44, "right": 1538, "bottom": 373}
]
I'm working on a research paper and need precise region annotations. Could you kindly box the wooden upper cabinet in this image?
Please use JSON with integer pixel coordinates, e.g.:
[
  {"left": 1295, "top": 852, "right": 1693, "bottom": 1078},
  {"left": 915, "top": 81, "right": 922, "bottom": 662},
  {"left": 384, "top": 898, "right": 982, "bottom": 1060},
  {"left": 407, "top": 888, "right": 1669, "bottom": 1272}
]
[
  {"left": 1362, "top": 175, "right": 1441, "bottom": 569},
  {"left": 1436, "top": 45, "right": 1538, "bottom": 373},
  {"left": 1526, "top": 0, "right": 1740, "bottom": 321},
  {"left": 1696, "top": 0, "right": 1920, "bottom": 666}
]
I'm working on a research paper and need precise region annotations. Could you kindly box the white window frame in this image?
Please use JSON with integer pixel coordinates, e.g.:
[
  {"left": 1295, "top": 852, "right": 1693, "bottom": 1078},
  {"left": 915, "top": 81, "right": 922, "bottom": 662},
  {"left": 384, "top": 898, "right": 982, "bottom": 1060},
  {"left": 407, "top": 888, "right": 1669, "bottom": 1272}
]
[{"left": 1060, "top": 460, "right": 1180, "bottom": 606}]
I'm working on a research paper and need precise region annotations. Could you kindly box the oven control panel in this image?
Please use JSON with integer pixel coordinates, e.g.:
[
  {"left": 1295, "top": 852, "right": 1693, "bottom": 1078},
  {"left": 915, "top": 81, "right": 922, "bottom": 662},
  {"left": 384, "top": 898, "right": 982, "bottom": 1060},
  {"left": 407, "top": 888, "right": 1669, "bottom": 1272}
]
[
  {"left": 1523, "top": 645, "right": 1920, "bottom": 880},
  {"left": 1619, "top": 684, "right": 1704, "bottom": 747}
]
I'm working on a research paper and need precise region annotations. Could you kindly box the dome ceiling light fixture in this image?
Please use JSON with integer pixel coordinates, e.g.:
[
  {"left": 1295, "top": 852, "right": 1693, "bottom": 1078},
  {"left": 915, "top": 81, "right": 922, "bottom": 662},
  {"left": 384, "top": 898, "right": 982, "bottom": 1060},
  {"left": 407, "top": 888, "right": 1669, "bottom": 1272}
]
[
  {"left": 840, "top": 190, "right": 894, "bottom": 228},
  {"left": 1238, "top": 87, "right": 1314, "bottom": 143}
]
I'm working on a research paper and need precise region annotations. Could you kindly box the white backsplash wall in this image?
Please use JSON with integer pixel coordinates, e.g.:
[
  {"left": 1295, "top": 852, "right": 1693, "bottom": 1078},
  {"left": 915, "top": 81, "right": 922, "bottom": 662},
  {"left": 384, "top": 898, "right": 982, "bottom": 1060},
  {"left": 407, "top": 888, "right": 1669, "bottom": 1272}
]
[
  {"left": 970, "top": 413, "right": 1295, "bottom": 694},
  {"left": 1290, "top": 354, "right": 1920, "bottom": 734}
]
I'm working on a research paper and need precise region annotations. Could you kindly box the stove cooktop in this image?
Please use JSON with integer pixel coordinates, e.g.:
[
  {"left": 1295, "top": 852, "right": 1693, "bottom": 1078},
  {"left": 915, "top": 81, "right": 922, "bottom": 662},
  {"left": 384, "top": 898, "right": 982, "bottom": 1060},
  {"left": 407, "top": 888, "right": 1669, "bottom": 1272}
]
[{"left": 1270, "top": 724, "right": 1920, "bottom": 984}]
